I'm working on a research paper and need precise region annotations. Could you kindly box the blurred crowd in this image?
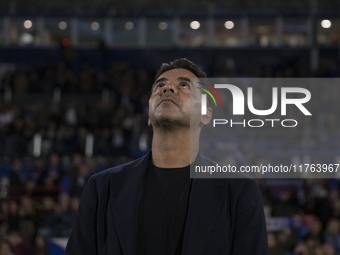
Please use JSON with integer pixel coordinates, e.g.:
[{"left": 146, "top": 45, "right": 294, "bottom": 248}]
[
  {"left": 262, "top": 178, "right": 340, "bottom": 255},
  {"left": 0, "top": 55, "right": 156, "bottom": 255},
  {"left": 0, "top": 151, "right": 101, "bottom": 255},
  {"left": 0, "top": 50, "right": 340, "bottom": 254},
  {"left": 0, "top": 58, "right": 155, "bottom": 159}
]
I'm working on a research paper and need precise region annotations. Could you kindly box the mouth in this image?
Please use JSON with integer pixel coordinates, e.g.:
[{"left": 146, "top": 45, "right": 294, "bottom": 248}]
[{"left": 158, "top": 98, "right": 177, "bottom": 106}]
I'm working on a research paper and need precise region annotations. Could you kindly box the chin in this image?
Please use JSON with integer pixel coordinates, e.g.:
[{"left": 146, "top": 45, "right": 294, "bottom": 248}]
[{"left": 153, "top": 116, "right": 189, "bottom": 131}]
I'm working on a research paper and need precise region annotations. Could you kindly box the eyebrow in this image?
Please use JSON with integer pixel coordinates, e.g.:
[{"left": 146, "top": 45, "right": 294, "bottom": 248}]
[
  {"left": 154, "top": 77, "right": 168, "bottom": 85},
  {"left": 154, "top": 76, "right": 191, "bottom": 85},
  {"left": 177, "top": 77, "right": 191, "bottom": 83}
]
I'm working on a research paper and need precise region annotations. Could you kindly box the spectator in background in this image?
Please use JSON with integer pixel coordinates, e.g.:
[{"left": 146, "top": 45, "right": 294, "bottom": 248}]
[
  {"left": 0, "top": 239, "right": 14, "bottom": 255},
  {"left": 64, "top": 103, "right": 78, "bottom": 127},
  {"left": 78, "top": 62, "right": 95, "bottom": 93},
  {"left": 53, "top": 194, "right": 73, "bottom": 237},
  {"left": 28, "top": 158, "right": 45, "bottom": 195},
  {"left": 7, "top": 201, "right": 19, "bottom": 234},
  {"left": 8, "top": 158, "right": 25, "bottom": 198},
  {"left": 305, "top": 218, "right": 323, "bottom": 243},
  {"left": 17, "top": 196, "right": 36, "bottom": 242},
  {"left": 68, "top": 153, "right": 87, "bottom": 197},
  {"left": 68, "top": 153, "right": 83, "bottom": 179},
  {"left": 0, "top": 201, "right": 9, "bottom": 234},
  {"left": 268, "top": 229, "right": 299, "bottom": 255},
  {"left": 69, "top": 197, "right": 79, "bottom": 229},
  {"left": 268, "top": 232, "right": 284, "bottom": 255},
  {"left": 75, "top": 126, "right": 88, "bottom": 155},
  {"left": 111, "top": 127, "right": 126, "bottom": 156},
  {"left": 35, "top": 197, "right": 55, "bottom": 238},
  {"left": 331, "top": 197, "right": 340, "bottom": 219},
  {"left": 310, "top": 180, "right": 333, "bottom": 227},
  {"left": 293, "top": 238, "right": 322, "bottom": 255},
  {"left": 322, "top": 243, "right": 336, "bottom": 255},
  {"left": 86, "top": 158, "right": 98, "bottom": 176},
  {"left": 69, "top": 163, "right": 90, "bottom": 198},
  {"left": 0, "top": 104, "right": 14, "bottom": 128},
  {"left": 32, "top": 235, "right": 48, "bottom": 255},
  {"left": 0, "top": 68, "right": 14, "bottom": 93},
  {"left": 12, "top": 70, "right": 29, "bottom": 95},
  {"left": 7, "top": 231, "right": 32, "bottom": 255},
  {"left": 271, "top": 189, "right": 300, "bottom": 217},
  {"left": 37, "top": 152, "right": 63, "bottom": 198},
  {"left": 94, "top": 127, "right": 111, "bottom": 156},
  {"left": 54, "top": 124, "right": 77, "bottom": 156},
  {"left": 324, "top": 218, "right": 340, "bottom": 254}
]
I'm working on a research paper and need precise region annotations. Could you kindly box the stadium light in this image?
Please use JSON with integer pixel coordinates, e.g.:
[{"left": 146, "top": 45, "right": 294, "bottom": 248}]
[
  {"left": 91, "top": 22, "right": 100, "bottom": 30},
  {"left": 20, "top": 33, "right": 34, "bottom": 44},
  {"left": 158, "top": 22, "right": 168, "bottom": 30},
  {"left": 58, "top": 21, "right": 68, "bottom": 30},
  {"left": 190, "top": 21, "right": 200, "bottom": 29},
  {"left": 24, "top": 20, "right": 32, "bottom": 29},
  {"left": 125, "top": 22, "right": 134, "bottom": 30},
  {"left": 224, "top": 21, "right": 234, "bottom": 29},
  {"left": 62, "top": 38, "right": 71, "bottom": 47},
  {"left": 321, "top": 19, "right": 332, "bottom": 28}
]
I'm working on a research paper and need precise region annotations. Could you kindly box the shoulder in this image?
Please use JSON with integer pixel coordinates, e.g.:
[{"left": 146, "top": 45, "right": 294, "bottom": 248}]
[{"left": 87, "top": 156, "right": 146, "bottom": 186}]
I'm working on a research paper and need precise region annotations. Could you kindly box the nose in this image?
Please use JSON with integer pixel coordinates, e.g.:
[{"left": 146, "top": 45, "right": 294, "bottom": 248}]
[{"left": 162, "top": 84, "right": 175, "bottom": 94}]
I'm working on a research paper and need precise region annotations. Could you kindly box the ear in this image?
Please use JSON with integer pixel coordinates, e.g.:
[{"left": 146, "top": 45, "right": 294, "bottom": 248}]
[
  {"left": 148, "top": 119, "right": 151, "bottom": 126},
  {"left": 200, "top": 107, "right": 212, "bottom": 126}
]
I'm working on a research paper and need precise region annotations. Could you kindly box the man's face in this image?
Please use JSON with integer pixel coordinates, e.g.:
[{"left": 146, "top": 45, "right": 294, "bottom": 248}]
[{"left": 148, "top": 68, "right": 204, "bottom": 131}]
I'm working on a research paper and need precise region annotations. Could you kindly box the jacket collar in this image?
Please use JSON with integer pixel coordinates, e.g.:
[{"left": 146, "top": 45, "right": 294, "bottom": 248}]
[
  {"left": 182, "top": 154, "right": 227, "bottom": 255},
  {"left": 109, "top": 151, "right": 226, "bottom": 255},
  {"left": 109, "top": 151, "right": 151, "bottom": 255}
]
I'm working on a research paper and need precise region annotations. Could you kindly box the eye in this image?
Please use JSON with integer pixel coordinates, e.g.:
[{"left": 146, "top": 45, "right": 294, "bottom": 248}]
[
  {"left": 179, "top": 83, "right": 189, "bottom": 89},
  {"left": 153, "top": 83, "right": 164, "bottom": 92}
]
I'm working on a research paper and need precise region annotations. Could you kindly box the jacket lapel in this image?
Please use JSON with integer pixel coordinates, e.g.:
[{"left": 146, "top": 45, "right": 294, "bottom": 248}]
[
  {"left": 108, "top": 152, "right": 226, "bottom": 255},
  {"left": 181, "top": 155, "right": 227, "bottom": 255},
  {"left": 109, "top": 152, "right": 151, "bottom": 255}
]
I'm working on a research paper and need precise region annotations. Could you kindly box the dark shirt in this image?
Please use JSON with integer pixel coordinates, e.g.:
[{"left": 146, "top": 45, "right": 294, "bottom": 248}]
[{"left": 138, "top": 162, "right": 192, "bottom": 255}]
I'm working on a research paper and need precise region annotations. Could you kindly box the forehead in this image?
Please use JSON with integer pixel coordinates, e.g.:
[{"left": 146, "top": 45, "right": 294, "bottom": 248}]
[{"left": 157, "top": 68, "right": 198, "bottom": 80}]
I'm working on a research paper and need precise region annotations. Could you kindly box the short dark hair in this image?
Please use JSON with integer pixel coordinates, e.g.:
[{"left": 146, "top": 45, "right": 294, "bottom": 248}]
[{"left": 154, "top": 58, "right": 206, "bottom": 83}]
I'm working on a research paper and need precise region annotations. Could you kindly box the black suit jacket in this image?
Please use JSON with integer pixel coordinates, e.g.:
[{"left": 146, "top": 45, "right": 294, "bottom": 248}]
[{"left": 65, "top": 152, "right": 268, "bottom": 255}]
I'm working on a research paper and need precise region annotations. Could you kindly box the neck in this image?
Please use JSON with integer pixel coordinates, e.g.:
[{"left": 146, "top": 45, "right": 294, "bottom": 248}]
[{"left": 151, "top": 127, "right": 200, "bottom": 168}]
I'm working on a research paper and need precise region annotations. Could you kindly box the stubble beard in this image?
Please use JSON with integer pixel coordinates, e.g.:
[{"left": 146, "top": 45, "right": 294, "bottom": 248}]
[
  {"left": 150, "top": 103, "right": 190, "bottom": 133},
  {"left": 153, "top": 115, "right": 189, "bottom": 133}
]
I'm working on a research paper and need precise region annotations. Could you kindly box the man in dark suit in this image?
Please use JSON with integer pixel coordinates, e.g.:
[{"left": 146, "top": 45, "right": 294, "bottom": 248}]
[{"left": 65, "top": 58, "right": 268, "bottom": 255}]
